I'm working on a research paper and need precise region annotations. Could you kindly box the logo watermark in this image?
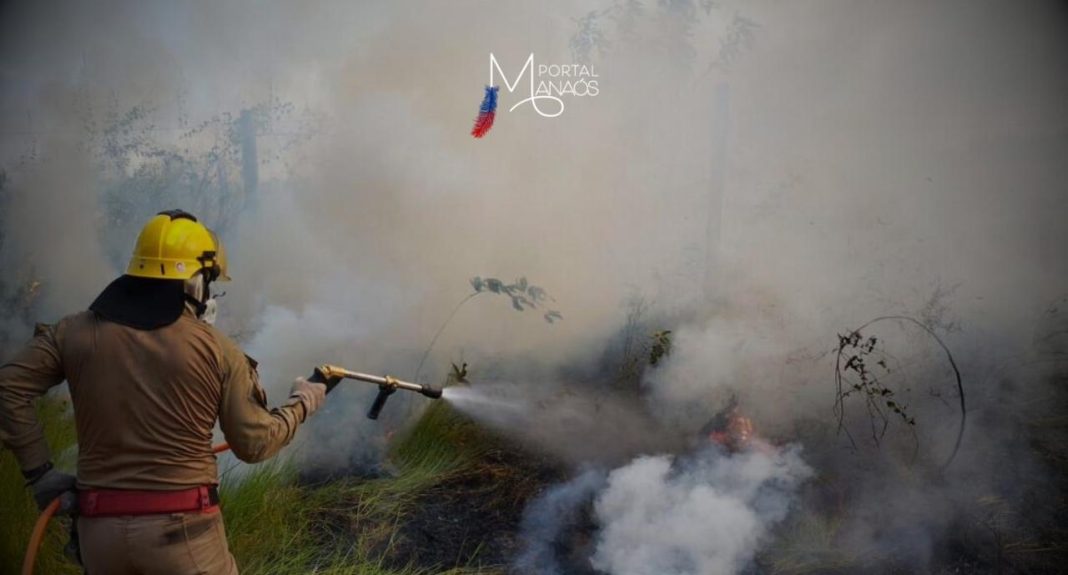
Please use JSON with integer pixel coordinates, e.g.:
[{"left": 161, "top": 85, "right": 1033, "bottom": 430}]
[{"left": 471, "top": 53, "right": 600, "bottom": 137}]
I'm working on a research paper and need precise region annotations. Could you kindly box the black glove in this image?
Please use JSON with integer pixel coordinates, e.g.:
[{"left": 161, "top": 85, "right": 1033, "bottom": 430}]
[
  {"left": 27, "top": 463, "right": 78, "bottom": 514},
  {"left": 308, "top": 367, "right": 343, "bottom": 393}
]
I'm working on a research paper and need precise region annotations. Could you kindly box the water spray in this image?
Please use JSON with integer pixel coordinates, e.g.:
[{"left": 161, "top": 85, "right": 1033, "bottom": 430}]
[{"left": 311, "top": 364, "right": 443, "bottom": 419}]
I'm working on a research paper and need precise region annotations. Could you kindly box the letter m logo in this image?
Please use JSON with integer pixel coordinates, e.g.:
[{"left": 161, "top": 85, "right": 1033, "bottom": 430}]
[{"left": 489, "top": 53, "right": 535, "bottom": 94}]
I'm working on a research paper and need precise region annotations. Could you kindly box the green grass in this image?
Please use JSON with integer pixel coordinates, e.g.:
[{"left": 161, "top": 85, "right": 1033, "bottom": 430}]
[
  {"left": 3, "top": 398, "right": 504, "bottom": 575},
  {"left": 220, "top": 400, "right": 500, "bottom": 575},
  {"left": 0, "top": 396, "right": 79, "bottom": 575}
]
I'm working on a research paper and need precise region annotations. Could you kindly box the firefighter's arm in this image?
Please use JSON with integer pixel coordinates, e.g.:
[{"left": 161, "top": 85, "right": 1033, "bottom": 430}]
[
  {"left": 217, "top": 340, "right": 325, "bottom": 463},
  {"left": 0, "top": 323, "right": 66, "bottom": 474}
]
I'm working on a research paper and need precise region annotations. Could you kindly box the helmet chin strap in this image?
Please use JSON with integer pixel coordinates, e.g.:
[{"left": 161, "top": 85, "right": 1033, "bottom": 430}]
[
  {"left": 183, "top": 292, "right": 208, "bottom": 317},
  {"left": 183, "top": 273, "right": 215, "bottom": 322}
]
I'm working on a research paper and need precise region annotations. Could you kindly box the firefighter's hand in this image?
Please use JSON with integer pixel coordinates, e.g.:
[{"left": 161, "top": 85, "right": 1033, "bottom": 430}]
[
  {"left": 29, "top": 467, "right": 78, "bottom": 514},
  {"left": 287, "top": 377, "right": 327, "bottom": 421},
  {"left": 310, "top": 367, "right": 343, "bottom": 393}
]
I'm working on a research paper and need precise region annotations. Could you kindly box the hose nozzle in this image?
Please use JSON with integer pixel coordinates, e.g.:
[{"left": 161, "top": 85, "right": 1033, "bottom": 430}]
[{"left": 310, "top": 364, "right": 442, "bottom": 419}]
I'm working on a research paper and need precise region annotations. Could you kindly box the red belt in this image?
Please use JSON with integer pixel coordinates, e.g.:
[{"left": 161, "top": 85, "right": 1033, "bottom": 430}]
[{"left": 78, "top": 485, "right": 220, "bottom": 517}]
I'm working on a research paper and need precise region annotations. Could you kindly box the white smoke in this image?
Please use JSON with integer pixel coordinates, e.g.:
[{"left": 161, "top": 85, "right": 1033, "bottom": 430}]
[
  {"left": 514, "top": 468, "right": 607, "bottom": 575},
  {"left": 591, "top": 445, "right": 812, "bottom": 575}
]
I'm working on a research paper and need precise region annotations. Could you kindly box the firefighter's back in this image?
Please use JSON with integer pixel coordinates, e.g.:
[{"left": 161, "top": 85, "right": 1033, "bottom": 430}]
[{"left": 57, "top": 309, "right": 225, "bottom": 490}]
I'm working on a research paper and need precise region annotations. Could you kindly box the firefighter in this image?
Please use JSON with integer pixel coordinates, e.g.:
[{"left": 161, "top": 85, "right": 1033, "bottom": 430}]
[{"left": 0, "top": 209, "right": 328, "bottom": 574}]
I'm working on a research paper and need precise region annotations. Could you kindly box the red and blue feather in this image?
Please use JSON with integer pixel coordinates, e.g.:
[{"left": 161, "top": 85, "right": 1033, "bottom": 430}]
[{"left": 471, "top": 85, "right": 499, "bottom": 138}]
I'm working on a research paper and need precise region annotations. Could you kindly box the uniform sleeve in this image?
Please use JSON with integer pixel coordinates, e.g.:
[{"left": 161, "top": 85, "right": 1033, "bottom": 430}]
[
  {"left": 217, "top": 339, "right": 308, "bottom": 463},
  {"left": 0, "top": 323, "right": 66, "bottom": 471}
]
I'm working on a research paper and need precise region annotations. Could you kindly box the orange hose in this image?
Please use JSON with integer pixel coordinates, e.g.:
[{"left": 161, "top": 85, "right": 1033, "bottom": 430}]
[
  {"left": 22, "top": 442, "right": 231, "bottom": 574},
  {"left": 21, "top": 497, "right": 60, "bottom": 575}
]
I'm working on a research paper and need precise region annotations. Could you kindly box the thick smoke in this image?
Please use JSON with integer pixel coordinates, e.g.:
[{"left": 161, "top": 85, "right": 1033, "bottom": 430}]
[
  {"left": 514, "top": 446, "right": 812, "bottom": 575},
  {"left": 1, "top": 0, "right": 1066, "bottom": 572},
  {"left": 592, "top": 446, "right": 812, "bottom": 575}
]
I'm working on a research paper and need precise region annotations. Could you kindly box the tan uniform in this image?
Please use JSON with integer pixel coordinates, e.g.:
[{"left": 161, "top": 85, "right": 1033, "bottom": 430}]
[{"left": 0, "top": 308, "right": 311, "bottom": 574}]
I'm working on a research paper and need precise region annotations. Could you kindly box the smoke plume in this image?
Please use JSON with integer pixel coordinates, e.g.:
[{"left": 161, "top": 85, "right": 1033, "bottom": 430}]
[{"left": 591, "top": 446, "right": 812, "bottom": 575}]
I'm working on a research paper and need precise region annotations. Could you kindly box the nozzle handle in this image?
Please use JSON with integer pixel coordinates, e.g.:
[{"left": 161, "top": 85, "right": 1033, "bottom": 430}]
[
  {"left": 309, "top": 367, "right": 343, "bottom": 394},
  {"left": 367, "top": 386, "right": 397, "bottom": 420}
]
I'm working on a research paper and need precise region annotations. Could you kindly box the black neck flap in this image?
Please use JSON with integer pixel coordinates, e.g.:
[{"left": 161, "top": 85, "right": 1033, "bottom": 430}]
[{"left": 89, "top": 275, "right": 187, "bottom": 330}]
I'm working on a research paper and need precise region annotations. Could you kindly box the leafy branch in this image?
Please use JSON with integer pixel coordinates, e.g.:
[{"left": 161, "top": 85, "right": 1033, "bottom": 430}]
[{"left": 469, "top": 276, "right": 562, "bottom": 323}]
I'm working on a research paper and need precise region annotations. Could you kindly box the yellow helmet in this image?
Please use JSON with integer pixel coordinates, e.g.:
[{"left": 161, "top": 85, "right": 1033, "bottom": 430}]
[{"left": 126, "top": 210, "right": 230, "bottom": 282}]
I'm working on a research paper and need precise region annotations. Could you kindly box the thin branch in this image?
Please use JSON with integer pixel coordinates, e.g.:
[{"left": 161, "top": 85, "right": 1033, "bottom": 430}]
[
  {"left": 834, "top": 315, "right": 966, "bottom": 469},
  {"left": 412, "top": 292, "right": 480, "bottom": 385}
]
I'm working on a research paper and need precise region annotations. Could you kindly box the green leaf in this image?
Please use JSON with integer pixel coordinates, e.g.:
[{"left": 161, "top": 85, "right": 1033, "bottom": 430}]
[{"left": 528, "top": 286, "right": 546, "bottom": 302}]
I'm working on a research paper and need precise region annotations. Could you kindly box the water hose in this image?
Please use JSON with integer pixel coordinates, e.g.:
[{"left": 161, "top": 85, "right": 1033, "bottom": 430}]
[{"left": 20, "top": 498, "right": 61, "bottom": 575}]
